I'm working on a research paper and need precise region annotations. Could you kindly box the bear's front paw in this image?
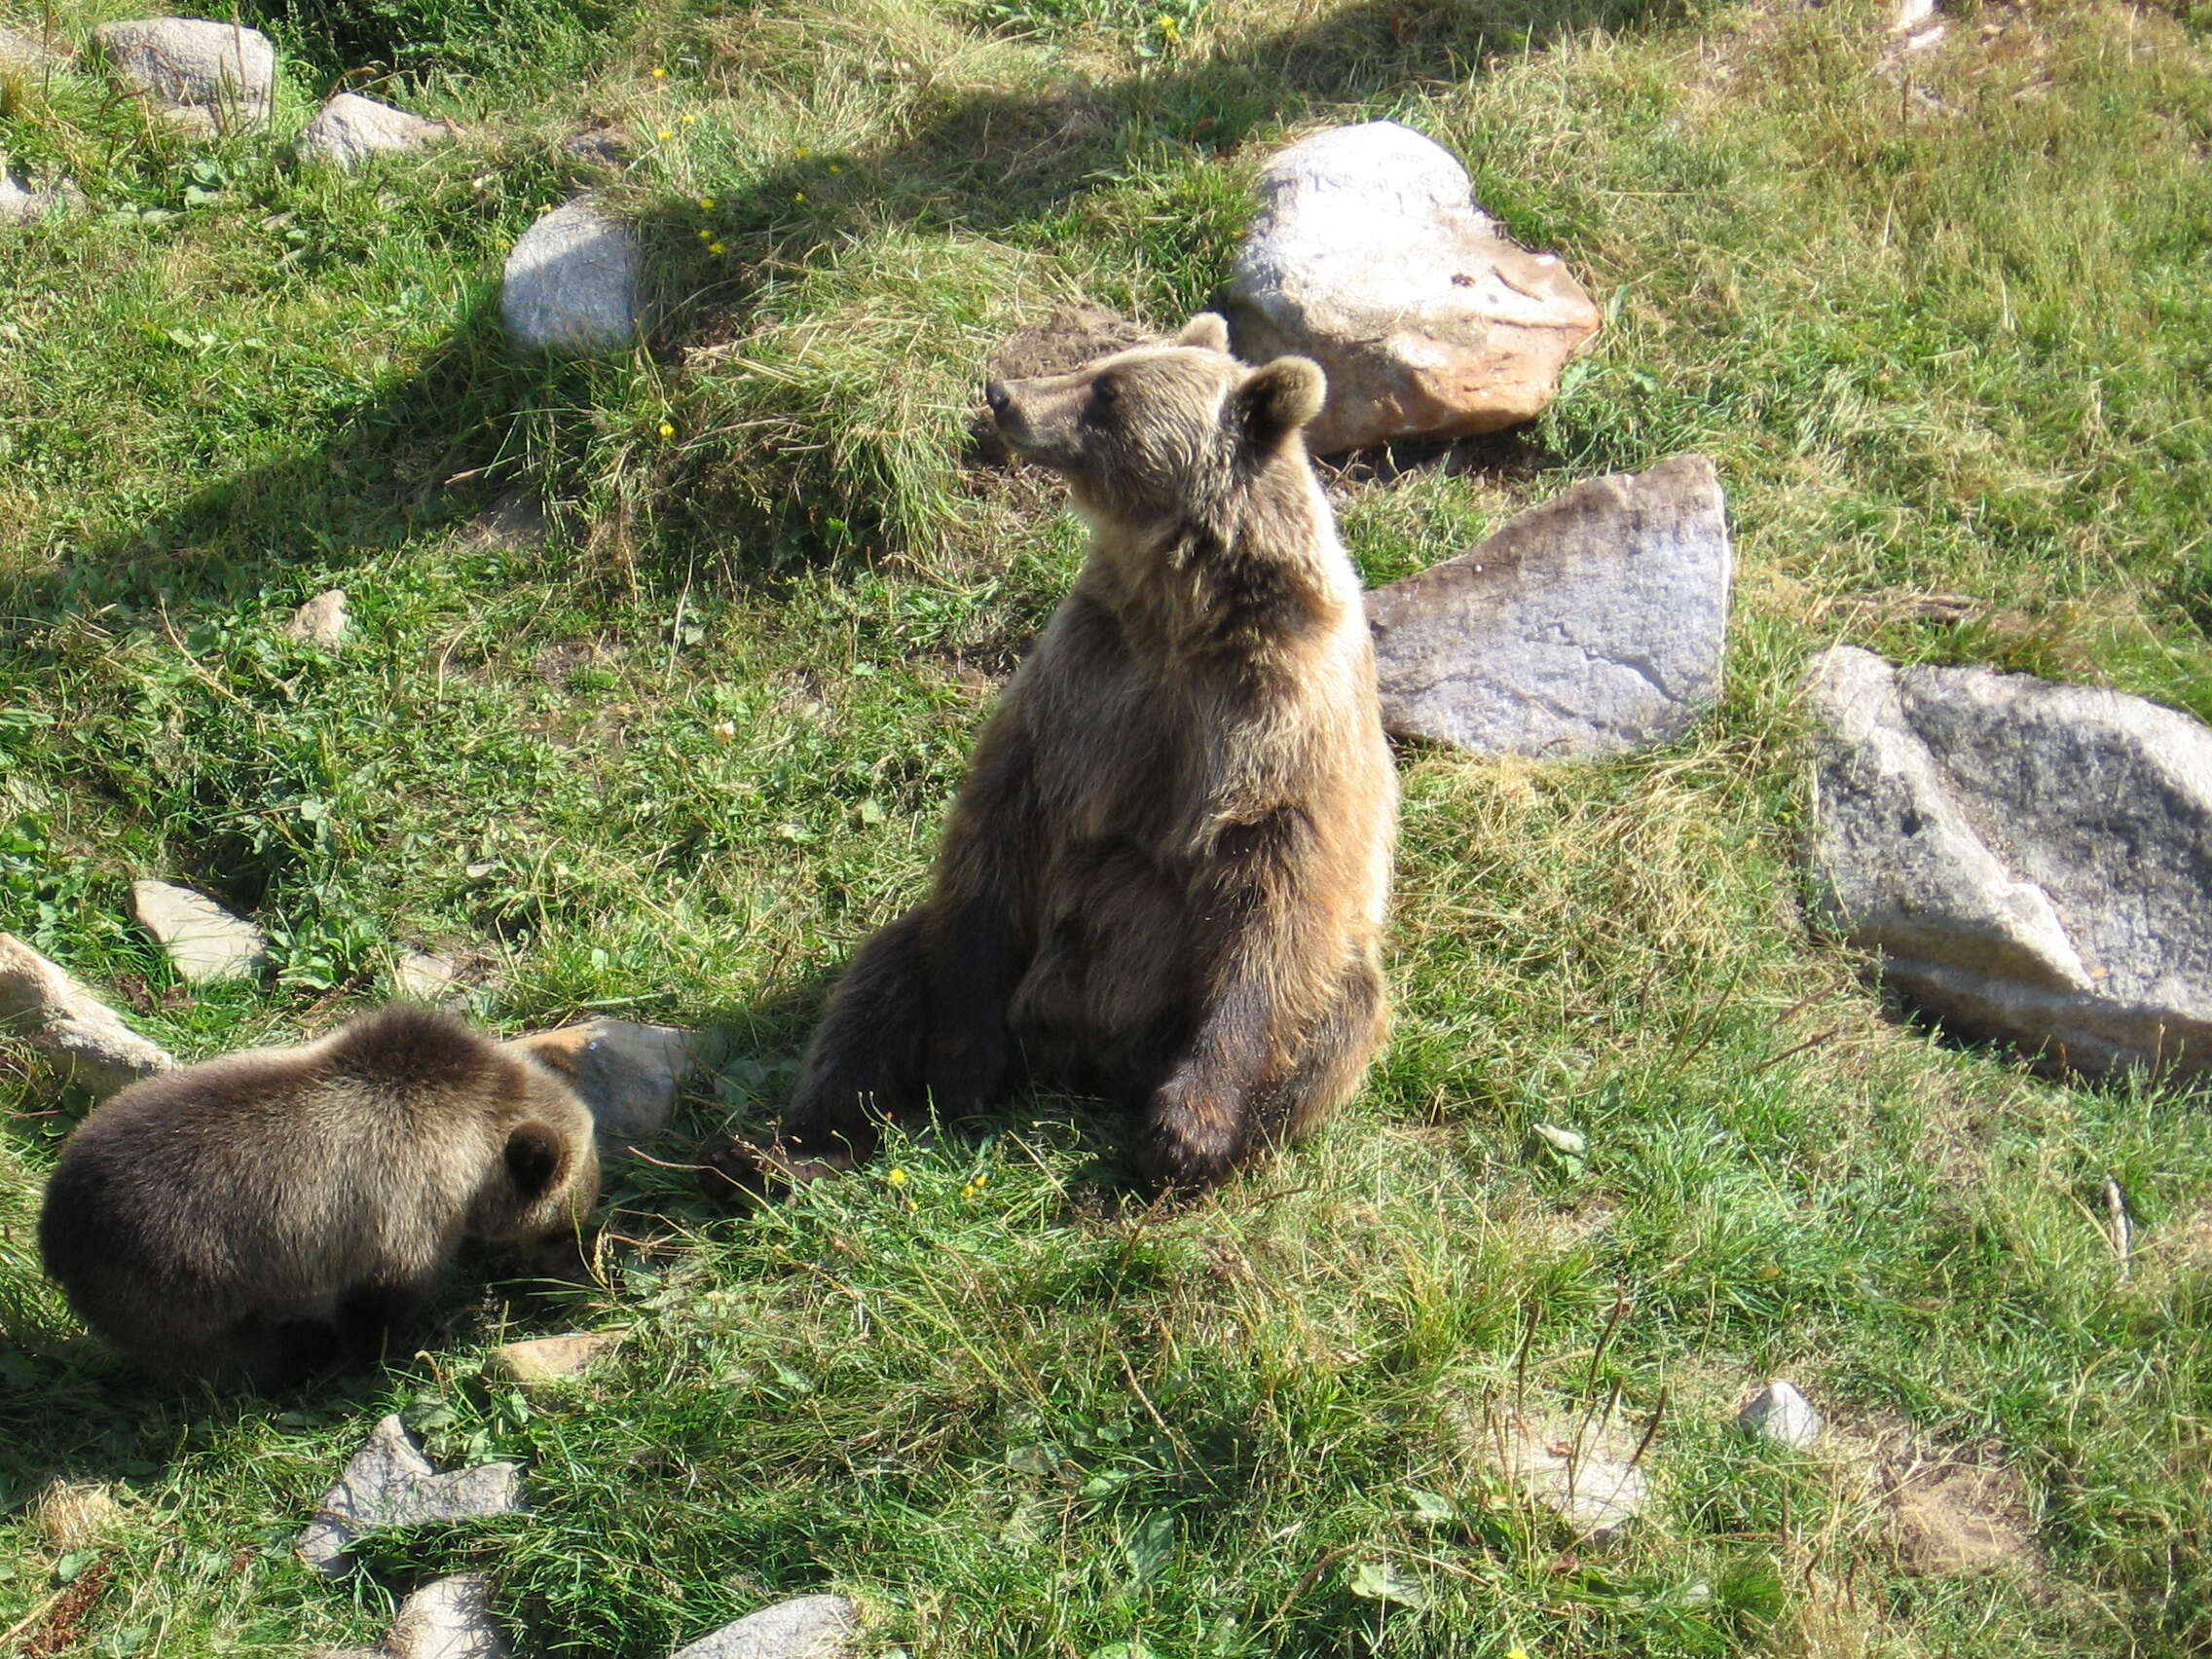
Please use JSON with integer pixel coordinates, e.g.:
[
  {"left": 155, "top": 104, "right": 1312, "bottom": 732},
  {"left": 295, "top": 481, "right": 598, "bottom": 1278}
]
[
  {"left": 1134, "top": 1077, "right": 1244, "bottom": 1194},
  {"left": 696, "top": 1137, "right": 853, "bottom": 1205}
]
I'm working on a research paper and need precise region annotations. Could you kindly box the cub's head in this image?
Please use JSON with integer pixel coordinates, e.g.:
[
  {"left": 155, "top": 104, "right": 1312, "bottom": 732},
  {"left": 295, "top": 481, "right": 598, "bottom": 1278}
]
[
  {"left": 983, "top": 313, "right": 1326, "bottom": 527},
  {"left": 477, "top": 1055, "right": 603, "bottom": 1253}
]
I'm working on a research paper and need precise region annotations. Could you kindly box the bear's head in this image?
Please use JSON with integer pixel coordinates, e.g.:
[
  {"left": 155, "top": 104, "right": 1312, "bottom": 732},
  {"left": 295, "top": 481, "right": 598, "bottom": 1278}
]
[{"left": 984, "top": 313, "right": 1326, "bottom": 529}]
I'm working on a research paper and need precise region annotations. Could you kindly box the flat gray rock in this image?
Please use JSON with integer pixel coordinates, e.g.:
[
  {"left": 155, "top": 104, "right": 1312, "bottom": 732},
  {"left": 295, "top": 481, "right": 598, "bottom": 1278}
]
[
  {"left": 129, "top": 880, "right": 267, "bottom": 984},
  {"left": 297, "top": 1415, "right": 527, "bottom": 1576},
  {"left": 1805, "top": 646, "right": 2212, "bottom": 1075},
  {"left": 668, "top": 1595, "right": 862, "bottom": 1659},
  {"left": 298, "top": 92, "right": 450, "bottom": 168},
  {"left": 0, "top": 933, "right": 175, "bottom": 1094},
  {"left": 500, "top": 197, "right": 643, "bottom": 356},
  {"left": 1221, "top": 122, "right": 1601, "bottom": 455},
  {"left": 386, "top": 1573, "right": 509, "bottom": 1659},
  {"left": 1366, "top": 455, "right": 1731, "bottom": 757},
  {"left": 1736, "top": 1380, "right": 1822, "bottom": 1448},
  {"left": 505, "top": 1018, "right": 698, "bottom": 1144},
  {"left": 392, "top": 948, "right": 462, "bottom": 1000},
  {"left": 94, "top": 18, "right": 275, "bottom": 134},
  {"left": 1501, "top": 1422, "right": 1646, "bottom": 1542},
  {"left": 284, "top": 588, "right": 350, "bottom": 648},
  {"left": 0, "top": 22, "right": 71, "bottom": 72}
]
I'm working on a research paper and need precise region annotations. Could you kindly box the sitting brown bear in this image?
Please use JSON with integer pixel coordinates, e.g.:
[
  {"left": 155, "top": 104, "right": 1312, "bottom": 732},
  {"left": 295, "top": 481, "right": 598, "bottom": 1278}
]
[{"left": 710, "top": 313, "right": 1397, "bottom": 1194}]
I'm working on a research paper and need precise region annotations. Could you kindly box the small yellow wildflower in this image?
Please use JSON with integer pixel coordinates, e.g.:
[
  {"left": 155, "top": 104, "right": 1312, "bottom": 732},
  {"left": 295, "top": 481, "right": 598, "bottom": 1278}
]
[
  {"left": 696, "top": 194, "right": 716, "bottom": 209},
  {"left": 650, "top": 65, "right": 668, "bottom": 78},
  {"left": 959, "top": 1183, "right": 976, "bottom": 1198},
  {"left": 681, "top": 112, "right": 698, "bottom": 125},
  {"left": 1506, "top": 1649, "right": 1530, "bottom": 1659},
  {"left": 1158, "top": 13, "right": 1180, "bottom": 35},
  {"left": 887, "top": 1167, "right": 907, "bottom": 1186},
  {"left": 708, "top": 240, "right": 726, "bottom": 254},
  {"left": 697, "top": 228, "right": 712, "bottom": 240},
  {"left": 792, "top": 192, "right": 805, "bottom": 203},
  {"left": 655, "top": 127, "right": 674, "bottom": 140},
  {"left": 972, "top": 1172, "right": 988, "bottom": 1188},
  {"left": 657, "top": 422, "right": 676, "bottom": 438},
  {"left": 795, "top": 146, "right": 810, "bottom": 158},
  {"left": 828, "top": 163, "right": 843, "bottom": 173}
]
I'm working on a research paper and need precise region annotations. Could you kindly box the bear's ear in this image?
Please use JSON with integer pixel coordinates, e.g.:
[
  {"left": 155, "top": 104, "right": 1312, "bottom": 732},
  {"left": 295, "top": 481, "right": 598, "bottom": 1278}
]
[
  {"left": 1232, "top": 356, "right": 1326, "bottom": 455},
  {"left": 503, "top": 1121, "right": 568, "bottom": 1201},
  {"left": 1174, "top": 313, "right": 1232, "bottom": 352}
]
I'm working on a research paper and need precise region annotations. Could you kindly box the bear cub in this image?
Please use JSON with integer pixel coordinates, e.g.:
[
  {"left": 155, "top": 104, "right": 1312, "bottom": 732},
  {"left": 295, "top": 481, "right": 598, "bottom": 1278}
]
[
  {"left": 709, "top": 313, "right": 1398, "bottom": 1195},
  {"left": 40, "top": 1005, "right": 601, "bottom": 1391}
]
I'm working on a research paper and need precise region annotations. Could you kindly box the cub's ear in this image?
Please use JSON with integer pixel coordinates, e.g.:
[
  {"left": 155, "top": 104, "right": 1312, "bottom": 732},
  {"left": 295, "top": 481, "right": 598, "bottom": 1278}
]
[
  {"left": 503, "top": 1121, "right": 568, "bottom": 1201},
  {"left": 1174, "top": 313, "right": 1232, "bottom": 352},
  {"left": 1233, "top": 356, "right": 1326, "bottom": 454}
]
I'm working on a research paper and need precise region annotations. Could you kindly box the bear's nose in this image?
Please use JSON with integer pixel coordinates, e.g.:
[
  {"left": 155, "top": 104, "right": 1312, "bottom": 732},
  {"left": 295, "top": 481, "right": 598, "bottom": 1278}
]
[{"left": 983, "top": 382, "right": 1011, "bottom": 418}]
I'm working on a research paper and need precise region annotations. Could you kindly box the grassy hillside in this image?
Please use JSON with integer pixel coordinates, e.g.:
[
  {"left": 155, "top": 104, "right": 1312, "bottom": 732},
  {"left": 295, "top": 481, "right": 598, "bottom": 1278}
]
[{"left": 3, "top": 0, "right": 2209, "bottom": 1653}]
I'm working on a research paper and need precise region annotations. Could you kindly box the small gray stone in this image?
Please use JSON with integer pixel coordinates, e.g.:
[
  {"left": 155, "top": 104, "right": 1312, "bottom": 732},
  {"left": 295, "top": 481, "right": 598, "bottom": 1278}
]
[
  {"left": 500, "top": 196, "right": 644, "bottom": 356},
  {"left": 668, "top": 1595, "right": 863, "bottom": 1659},
  {"left": 0, "top": 933, "right": 175, "bottom": 1095},
  {"left": 0, "top": 22, "right": 70, "bottom": 73},
  {"left": 1365, "top": 456, "right": 1732, "bottom": 758},
  {"left": 298, "top": 92, "right": 451, "bottom": 168},
  {"left": 1736, "top": 1380, "right": 1822, "bottom": 1448},
  {"left": 392, "top": 948, "right": 462, "bottom": 1000},
  {"left": 505, "top": 1018, "right": 698, "bottom": 1144},
  {"left": 1502, "top": 1424, "right": 1646, "bottom": 1541},
  {"left": 386, "top": 1573, "right": 509, "bottom": 1659},
  {"left": 284, "top": 588, "right": 350, "bottom": 648},
  {"left": 94, "top": 18, "right": 276, "bottom": 135},
  {"left": 0, "top": 162, "right": 76, "bottom": 227},
  {"left": 490, "top": 1330, "right": 625, "bottom": 1385},
  {"left": 129, "top": 880, "right": 267, "bottom": 984},
  {"left": 1220, "top": 122, "right": 1601, "bottom": 455},
  {"left": 1804, "top": 646, "right": 2212, "bottom": 1076},
  {"left": 297, "top": 1415, "right": 528, "bottom": 1576}
]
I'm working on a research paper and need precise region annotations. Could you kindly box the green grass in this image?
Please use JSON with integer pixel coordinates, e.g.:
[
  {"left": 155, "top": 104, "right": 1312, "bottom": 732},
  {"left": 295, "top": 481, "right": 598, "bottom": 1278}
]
[{"left": 3, "top": 0, "right": 2211, "bottom": 1652}]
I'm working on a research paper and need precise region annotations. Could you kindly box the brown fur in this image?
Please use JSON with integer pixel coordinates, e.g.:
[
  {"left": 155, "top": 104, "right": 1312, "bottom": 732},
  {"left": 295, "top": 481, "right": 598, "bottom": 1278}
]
[
  {"left": 38, "top": 1006, "right": 600, "bottom": 1391},
  {"left": 713, "top": 313, "right": 1396, "bottom": 1194}
]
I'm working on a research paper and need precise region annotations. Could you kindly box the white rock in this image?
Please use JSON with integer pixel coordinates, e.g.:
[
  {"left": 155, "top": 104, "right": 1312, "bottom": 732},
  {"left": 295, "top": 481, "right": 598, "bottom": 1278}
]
[
  {"left": 129, "top": 880, "right": 267, "bottom": 984},
  {"left": 297, "top": 1415, "right": 528, "bottom": 1576},
  {"left": 490, "top": 1330, "right": 626, "bottom": 1385},
  {"left": 1365, "top": 455, "right": 1732, "bottom": 757},
  {"left": 0, "top": 934, "right": 172, "bottom": 1094},
  {"left": 1220, "top": 122, "right": 1601, "bottom": 455},
  {"left": 1737, "top": 1380, "right": 1822, "bottom": 1448},
  {"left": 506, "top": 1018, "right": 698, "bottom": 1144},
  {"left": 1891, "top": 0, "right": 1937, "bottom": 30},
  {"left": 668, "top": 1595, "right": 863, "bottom": 1659},
  {"left": 386, "top": 1574, "right": 509, "bottom": 1659},
  {"left": 500, "top": 197, "right": 644, "bottom": 356},
  {"left": 1805, "top": 646, "right": 2212, "bottom": 1076},
  {"left": 1501, "top": 1425, "right": 1646, "bottom": 1541},
  {"left": 94, "top": 18, "right": 276, "bottom": 135},
  {"left": 393, "top": 948, "right": 461, "bottom": 1000},
  {"left": 298, "top": 93, "right": 451, "bottom": 168},
  {"left": 284, "top": 588, "right": 350, "bottom": 648}
]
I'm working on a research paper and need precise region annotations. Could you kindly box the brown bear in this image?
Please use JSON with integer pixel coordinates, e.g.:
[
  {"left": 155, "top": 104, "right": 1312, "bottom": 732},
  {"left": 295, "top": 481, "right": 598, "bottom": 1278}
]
[
  {"left": 39, "top": 1006, "right": 601, "bottom": 1391},
  {"left": 708, "top": 313, "right": 1397, "bottom": 1194}
]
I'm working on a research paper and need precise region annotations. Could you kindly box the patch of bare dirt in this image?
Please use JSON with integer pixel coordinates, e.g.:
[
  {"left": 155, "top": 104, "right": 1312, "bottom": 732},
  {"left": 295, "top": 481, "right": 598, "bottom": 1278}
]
[{"left": 1830, "top": 1411, "right": 2042, "bottom": 1577}]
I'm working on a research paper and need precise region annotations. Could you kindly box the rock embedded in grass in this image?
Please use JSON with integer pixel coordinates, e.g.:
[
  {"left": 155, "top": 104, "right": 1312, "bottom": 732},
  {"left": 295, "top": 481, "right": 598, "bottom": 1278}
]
[
  {"left": 297, "top": 93, "right": 451, "bottom": 169},
  {"left": 93, "top": 18, "right": 276, "bottom": 135},
  {"left": 0, "top": 932, "right": 175, "bottom": 1094},
  {"left": 1497, "top": 1420, "right": 1648, "bottom": 1541},
  {"left": 1737, "top": 1380, "right": 1823, "bottom": 1448},
  {"left": 666, "top": 1594, "right": 863, "bottom": 1659},
  {"left": 1365, "top": 455, "right": 1732, "bottom": 758},
  {"left": 1804, "top": 646, "right": 2212, "bottom": 1077},
  {"left": 505, "top": 1017, "right": 699, "bottom": 1145},
  {"left": 490, "top": 1330, "right": 625, "bottom": 1385},
  {"left": 283, "top": 588, "right": 351, "bottom": 648},
  {"left": 0, "top": 22, "right": 71, "bottom": 72},
  {"left": 1219, "top": 121, "right": 1601, "bottom": 455},
  {"left": 129, "top": 880, "right": 267, "bottom": 984},
  {"left": 384, "top": 1573, "right": 509, "bottom": 1659},
  {"left": 297, "top": 1415, "right": 528, "bottom": 1576},
  {"left": 500, "top": 197, "right": 644, "bottom": 356}
]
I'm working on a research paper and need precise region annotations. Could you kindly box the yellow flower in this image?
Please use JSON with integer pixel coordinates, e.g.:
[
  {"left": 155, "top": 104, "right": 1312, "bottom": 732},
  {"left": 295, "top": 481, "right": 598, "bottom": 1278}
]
[
  {"left": 650, "top": 64, "right": 668, "bottom": 77},
  {"left": 959, "top": 1183, "right": 976, "bottom": 1198},
  {"left": 708, "top": 240, "right": 726, "bottom": 254},
  {"left": 696, "top": 195, "right": 716, "bottom": 209},
  {"left": 795, "top": 146, "right": 810, "bottom": 158},
  {"left": 973, "top": 1172, "right": 988, "bottom": 1188},
  {"left": 696, "top": 228, "right": 712, "bottom": 240},
  {"left": 655, "top": 127, "right": 674, "bottom": 140},
  {"left": 1506, "top": 1650, "right": 1530, "bottom": 1659},
  {"left": 680, "top": 112, "right": 698, "bottom": 125},
  {"left": 828, "top": 163, "right": 842, "bottom": 173},
  {"left": 657, "top": 422, "right": 676, "bottom": 438},
  {"left": 792, "top": 192, "right": 805, "bottom": 203},
  {"left": 887, "top": 1168, "right": 907, "bottom": 1186}
]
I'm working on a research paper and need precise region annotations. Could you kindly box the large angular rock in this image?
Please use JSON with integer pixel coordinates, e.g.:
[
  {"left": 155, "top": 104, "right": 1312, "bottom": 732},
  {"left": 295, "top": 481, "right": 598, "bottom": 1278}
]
[
  {"left": 298, "top": 93, "right": 451, "bottom": 168},
  {"left": 1805, "top": 646, "right": 2212, "bottom": 1075},
  {"left": 1220, "top": 122, "right": 1601, "bottom": 456},
  {"left": 506, "top": 1018, "right": 698, "bottom": 1144},
  {"left": 94, "top": 18, "right": 275, "bottom": 135},
  {"left": 500, "top": 197, "right": 644, "bottom": 356},
  {"left": 0, "top": 934, "right": 173, "bottom": 1094},
  {"left": 297, "top": 1415, "right": 527, "bottom": 1576},
  {"left": 1365, "top": 456, "right": 1731, "bottom": 757},
  {"left": 668, "top": 1595, "right": 863, "bottom": 1659},
  {"left": 129, "top": 880, "right": 267, "bottom": 983}
]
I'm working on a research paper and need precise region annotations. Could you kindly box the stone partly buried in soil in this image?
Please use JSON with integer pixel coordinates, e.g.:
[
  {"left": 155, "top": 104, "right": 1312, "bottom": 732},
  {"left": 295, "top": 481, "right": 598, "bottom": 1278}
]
[
  {"left": 297, "top": 1415, "right": 527, "bottom": 1576},
  {"left": 297, "top": 92, "right": 451, "bottom": 168},
  {"left": 0, "top": 932, "right": 175, "bottom": 1094},
  {"left": 667, "top": 1595, "right": 863, "bottom": 1659},
  {"left": 1497, "top": 1420, "right": 1648, "bottom": 1541},
  {"left": 1365, "top": 456, "right": 1732, "bottom": 758},
  {"left": 284, "top": 588, "right": 350, "bottom": 648},
  {"left": 1737, "top": 1380, "right": 1823, "bottom": 1448},
  {"left": 93, "top": 18, "right": 276, "bottom": 135},
  {"left": 490, "top": 1331, "right": 626, "bottom": 1385},
  {"left": 505, "top": 1018, "right": 700, "bottom": 1144},
  {"left": 129, "top": 880, "right": 268, "bottom": 984},
  {"left": 1220, "top": 121, "right": 1601, "bottom": 456},
  {"left": 1804, "top": 645, "right": 2212, "bottom": 1076},
  {"left": 500, "top": 196, "right": 645, "bottom": 356}
]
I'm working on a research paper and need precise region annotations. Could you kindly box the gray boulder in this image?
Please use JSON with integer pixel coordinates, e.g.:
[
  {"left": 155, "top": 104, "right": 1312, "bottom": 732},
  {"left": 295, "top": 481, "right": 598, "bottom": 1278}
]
[
  {"left": 1220, "top": 122, "right": 1601, "bottom": 455},
  {"left": 298, "top": 93, "right": 450, "bottom": 168},
  {"left": 297, "top": 1415, "right": 527, "bottom": 1576},
  {"left": 1365, "top": 455, "right": 1731, "bottom": 757},
  {"left": 1804, "top": 646, "right": 2212, "bottom": 1075},
  {"left": 129, "top": 880, "right": 267, "bottom": 984},
  {"left": 94, "top": 18, "right": 275, "bottom": 134},
  {"left": 668, "top": 1596, "right": 862, "bottom": 1659},
  {"left": 505, "top": 1018, "right": 699, "bottom": 1145},
  {"left": 500, "top": 197, "right": 644, "bottom": 356},
  {"left": 0, "top": 933, "right": 174, "bottom": 1094}
]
